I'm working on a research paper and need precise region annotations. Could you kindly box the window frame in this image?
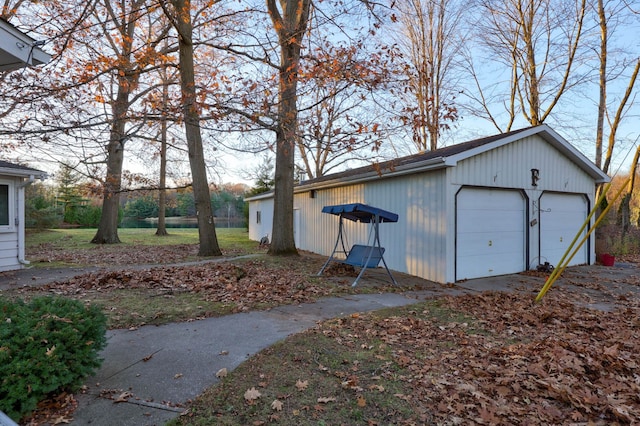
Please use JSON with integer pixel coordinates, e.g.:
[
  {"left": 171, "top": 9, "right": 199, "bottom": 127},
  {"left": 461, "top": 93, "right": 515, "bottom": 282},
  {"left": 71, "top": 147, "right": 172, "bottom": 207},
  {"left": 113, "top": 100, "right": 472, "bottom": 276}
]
[{"left": 0, "top": 180, "right": 14, "bottom": 233}]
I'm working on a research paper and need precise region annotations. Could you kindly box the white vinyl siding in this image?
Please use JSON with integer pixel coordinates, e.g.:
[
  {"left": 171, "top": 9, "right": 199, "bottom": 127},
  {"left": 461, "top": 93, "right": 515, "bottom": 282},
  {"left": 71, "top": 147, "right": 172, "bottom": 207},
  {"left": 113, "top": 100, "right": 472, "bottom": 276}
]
[{"left": 292, "top": 171, "right": 449, "bottom": 283}]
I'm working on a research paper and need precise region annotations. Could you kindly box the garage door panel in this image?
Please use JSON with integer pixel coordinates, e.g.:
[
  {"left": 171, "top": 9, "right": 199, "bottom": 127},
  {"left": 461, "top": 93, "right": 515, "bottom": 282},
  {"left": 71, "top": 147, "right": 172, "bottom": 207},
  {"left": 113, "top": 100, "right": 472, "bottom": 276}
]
[
  {"left": 458, "top": 252, "right": 522, "bottom": 277},
  {"left": 457, "top": 214, "right": 522, "bottom": 233},
  {"left": 456, "top": 232, "right": 523, "bottom": 256},
  {"left": 540, "top": 193, "right": 587, "bottom": 266},
  {"left": 456, "top": 188, "right": 526, "bottom": 280}
]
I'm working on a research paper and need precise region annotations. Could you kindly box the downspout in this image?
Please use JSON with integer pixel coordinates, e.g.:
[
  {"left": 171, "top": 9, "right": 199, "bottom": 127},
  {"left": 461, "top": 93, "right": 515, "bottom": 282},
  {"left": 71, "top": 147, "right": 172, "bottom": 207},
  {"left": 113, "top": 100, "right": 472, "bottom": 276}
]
[{"left": 17, "top": 175, "right": 36, "bottom": 266}]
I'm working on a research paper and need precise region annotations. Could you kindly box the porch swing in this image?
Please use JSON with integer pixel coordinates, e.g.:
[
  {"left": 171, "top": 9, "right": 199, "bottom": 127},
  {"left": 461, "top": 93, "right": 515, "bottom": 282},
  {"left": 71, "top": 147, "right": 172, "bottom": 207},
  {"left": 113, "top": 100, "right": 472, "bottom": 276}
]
[{"left": 317, "top": 203, "right": 398, "bottom": 287}]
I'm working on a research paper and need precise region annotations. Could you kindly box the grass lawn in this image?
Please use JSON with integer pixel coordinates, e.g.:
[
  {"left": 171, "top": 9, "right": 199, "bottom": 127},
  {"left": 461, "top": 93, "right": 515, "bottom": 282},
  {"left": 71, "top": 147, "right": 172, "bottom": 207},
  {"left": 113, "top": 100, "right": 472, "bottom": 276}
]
[{"left": 25, "top": 227, "right": 258, "bottom": 268}]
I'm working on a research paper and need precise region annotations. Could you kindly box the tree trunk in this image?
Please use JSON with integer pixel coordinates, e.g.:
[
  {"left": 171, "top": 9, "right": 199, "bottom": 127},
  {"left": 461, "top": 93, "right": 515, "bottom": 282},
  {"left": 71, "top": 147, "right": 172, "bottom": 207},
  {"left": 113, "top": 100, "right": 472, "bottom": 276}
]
[
  {"left": 91, "top": 0, "right": 144, "bottom": 244},
  {"left": 91, "top": 67, "right": 133, "bottom": 244},
  {"left": 266, "top": 0, "right": 311, "bottom": 256},
  {"left": 91, "top": 126, "right": 124, "bottom": 244},
  {"left": 595, "top": 0, "right": 606, "bottom": 170},
  {"left": 156, "top": 87, "right": 168, "bottom": 237},
  {"left": 171, "top": 0, "right": 221, "bottom": 256}
]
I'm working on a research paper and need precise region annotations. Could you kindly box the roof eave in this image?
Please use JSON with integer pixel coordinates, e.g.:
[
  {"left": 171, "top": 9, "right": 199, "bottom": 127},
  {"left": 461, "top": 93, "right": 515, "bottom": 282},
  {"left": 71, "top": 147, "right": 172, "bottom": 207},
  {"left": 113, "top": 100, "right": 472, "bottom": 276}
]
[
  {"left": 536, "top": 126, "right": 610, "bottom": 183},
  {"left": 243, "top": 191, "right": 274, "bottom": 202},
  {"left": 0, "top": 19, "right": 51, "bottom": 71},
  {"left": 295, "top": 157, "right": 449, "bottom": 193},
  {"left": 0, "top": 167, "right": 48, "bottom": 179}
]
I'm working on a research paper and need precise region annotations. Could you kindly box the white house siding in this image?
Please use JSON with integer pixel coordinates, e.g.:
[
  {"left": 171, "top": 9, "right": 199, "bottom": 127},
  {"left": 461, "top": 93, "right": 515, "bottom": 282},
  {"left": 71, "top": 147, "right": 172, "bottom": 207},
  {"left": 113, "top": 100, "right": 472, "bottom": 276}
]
[
  {"left": 0, "top": 235, "right": 19, "bottom": 271},
  {"left": 247, "top": 197, "right": 274, "bottom": 243},
  {"left": 0, "top": 176, "right": 20, "bottom": 272},
  {"left": 293, "top": 171, "right": 449, "bottom": 283}
]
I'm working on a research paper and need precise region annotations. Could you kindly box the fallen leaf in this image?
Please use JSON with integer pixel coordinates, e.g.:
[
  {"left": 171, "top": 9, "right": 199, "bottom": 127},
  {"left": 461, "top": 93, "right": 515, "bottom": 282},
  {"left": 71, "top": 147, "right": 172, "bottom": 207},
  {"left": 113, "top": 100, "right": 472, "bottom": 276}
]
[
  {"left": 368, "top": 384, "right": 385, "bottom": 392},
  {"left": 295, "top": 379, "right": 308, "bottom": 391},
  {"left": 113, "top": 392, "right": 133, "bottom": 403},
  {"left": 52, "top": 415, "right": 71, "bottom": 424},
  {"left": 244, "top": 387, "right": 262, "bottom": 402},
  {"left": 357, "top": 395, "right": 366, "bottom": 407},
  {"left": 317, "top": 396, "right": 336, "bottom": 403},
  {"left": 271, "top": 399, "right": 283, "bottom": 411},
  {"left": 174, "top": 373, "right": 183, "bottom": 379},
  {"left": 216, "top": 368, "right": 228, "bottom": 378}
]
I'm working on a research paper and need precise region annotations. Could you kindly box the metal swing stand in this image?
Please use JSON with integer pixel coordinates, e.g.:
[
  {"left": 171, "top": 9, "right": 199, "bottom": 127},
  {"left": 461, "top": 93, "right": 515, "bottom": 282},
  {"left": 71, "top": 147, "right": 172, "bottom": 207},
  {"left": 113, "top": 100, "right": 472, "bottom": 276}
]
[{"left": 317, "top": 203, "right": 398, "bottom": 287}]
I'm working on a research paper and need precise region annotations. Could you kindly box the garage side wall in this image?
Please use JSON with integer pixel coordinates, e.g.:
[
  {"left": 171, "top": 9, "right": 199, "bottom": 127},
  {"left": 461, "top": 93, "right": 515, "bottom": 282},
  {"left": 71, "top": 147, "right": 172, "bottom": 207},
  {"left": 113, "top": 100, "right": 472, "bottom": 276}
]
[
  {"left": 247, "top": 197, "right": 274, "bottom": 243},
  {"left": 294, "top": 170, "right": 449, "bottom": 283}
]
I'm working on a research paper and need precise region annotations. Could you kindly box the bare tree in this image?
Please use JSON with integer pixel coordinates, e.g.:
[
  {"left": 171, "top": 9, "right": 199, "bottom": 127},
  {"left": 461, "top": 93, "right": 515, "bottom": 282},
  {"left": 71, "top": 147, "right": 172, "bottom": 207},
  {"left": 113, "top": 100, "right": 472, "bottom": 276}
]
[
  {"left": 265, "top": 0, "right": 312, "bottom": 256},
  {"left": 394, "top": 0, "right": 463, "bottom": 151},
  {"left": 463, "top": 0, "right": 587, "bottom": 131},
  {"left": 595, "top": 0, "right": 640, "bottom": 175},
  {"left": 91, "top": 0, "right": 149, "bottom": 244},
  {"left": 296, "top": 43, "right": 398, "bottom": 179}
]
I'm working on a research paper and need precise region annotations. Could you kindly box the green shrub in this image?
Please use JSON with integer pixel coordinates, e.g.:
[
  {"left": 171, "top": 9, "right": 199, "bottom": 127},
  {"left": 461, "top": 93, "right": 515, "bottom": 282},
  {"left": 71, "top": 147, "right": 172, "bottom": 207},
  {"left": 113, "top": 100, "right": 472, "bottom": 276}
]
[
  {"left": 0, "top": 296, "right": 107, "bottom": 421},
  {"left": 74, "top": 205, "right": 103, "bottom": 227}
]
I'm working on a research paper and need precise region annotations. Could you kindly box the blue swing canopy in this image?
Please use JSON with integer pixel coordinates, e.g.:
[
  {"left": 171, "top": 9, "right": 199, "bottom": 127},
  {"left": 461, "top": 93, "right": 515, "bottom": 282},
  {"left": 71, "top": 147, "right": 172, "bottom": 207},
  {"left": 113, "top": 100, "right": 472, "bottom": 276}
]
[{"left": 321, "top": 203, "right": 398, "bottom": 223}]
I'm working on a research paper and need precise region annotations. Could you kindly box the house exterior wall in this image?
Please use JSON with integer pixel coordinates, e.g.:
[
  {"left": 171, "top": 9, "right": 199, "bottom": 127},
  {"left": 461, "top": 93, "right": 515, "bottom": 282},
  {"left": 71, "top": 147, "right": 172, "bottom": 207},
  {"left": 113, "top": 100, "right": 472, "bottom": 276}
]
[
  {"left": 0, "top": 176, "right": 21, "bottom": 272},
  {"left": 248, "top": 197, "right": 274, "bottom": 243}
]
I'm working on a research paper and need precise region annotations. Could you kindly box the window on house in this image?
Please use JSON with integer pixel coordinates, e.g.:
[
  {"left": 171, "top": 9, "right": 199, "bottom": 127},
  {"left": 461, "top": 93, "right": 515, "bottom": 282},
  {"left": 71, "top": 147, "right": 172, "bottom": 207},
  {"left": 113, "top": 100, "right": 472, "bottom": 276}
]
[
  {"left": 256, "top": 211, "right": 261, "bottom": 224},
  {"left": 0, "top": 184, "right": 9, "bottom": 227}
]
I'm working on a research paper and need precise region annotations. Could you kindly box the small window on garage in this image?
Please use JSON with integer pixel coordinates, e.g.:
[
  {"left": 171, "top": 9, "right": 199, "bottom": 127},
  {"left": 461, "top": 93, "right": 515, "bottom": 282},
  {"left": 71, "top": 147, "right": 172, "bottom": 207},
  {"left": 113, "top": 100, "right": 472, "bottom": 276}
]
[
  {"left": 256, "top": 210, "right": 261, "bottom": 224},
  {"left": 0, "top": 183, "right": 10, "bottom": 229}
]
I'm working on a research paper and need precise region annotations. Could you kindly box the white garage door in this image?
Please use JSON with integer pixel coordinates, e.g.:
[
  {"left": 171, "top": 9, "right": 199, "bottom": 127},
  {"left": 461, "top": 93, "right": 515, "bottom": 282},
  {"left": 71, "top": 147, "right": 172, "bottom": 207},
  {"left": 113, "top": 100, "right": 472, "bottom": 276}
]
[
  {"left": 540, "top": 193, "right": 588, "bottom": 267},
  {"left": 456, "top": 188, "right": 526, "bottom": 280}
]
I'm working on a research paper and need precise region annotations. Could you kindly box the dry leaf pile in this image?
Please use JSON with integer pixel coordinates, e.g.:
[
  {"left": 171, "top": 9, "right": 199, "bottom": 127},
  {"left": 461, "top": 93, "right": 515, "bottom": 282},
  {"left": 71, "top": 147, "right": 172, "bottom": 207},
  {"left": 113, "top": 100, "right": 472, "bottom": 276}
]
[
  {"left": 29, "top": 243, "right": 202, "bottom": 265},
  {"left": 321, "top": 291, "right": 640, "bottom": 424},
  {"left": 25, "top": 260, "right": 338, "bottom": 313}
]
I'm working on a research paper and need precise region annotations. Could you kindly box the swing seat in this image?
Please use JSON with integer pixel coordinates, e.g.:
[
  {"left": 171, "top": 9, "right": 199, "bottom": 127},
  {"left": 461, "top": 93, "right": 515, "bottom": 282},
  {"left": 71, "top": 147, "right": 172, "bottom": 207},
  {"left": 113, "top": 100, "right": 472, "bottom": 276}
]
[{"left": 343, "top": 244, "right": 385, "bottom": 268}]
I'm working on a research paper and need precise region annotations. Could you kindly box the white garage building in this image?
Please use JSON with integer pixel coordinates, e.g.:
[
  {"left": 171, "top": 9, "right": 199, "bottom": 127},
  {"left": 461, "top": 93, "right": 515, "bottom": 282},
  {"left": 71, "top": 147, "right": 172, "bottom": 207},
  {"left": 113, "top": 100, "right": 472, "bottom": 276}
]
[{"left": 246, "top": 125, "right": 609, "bottom": 284}]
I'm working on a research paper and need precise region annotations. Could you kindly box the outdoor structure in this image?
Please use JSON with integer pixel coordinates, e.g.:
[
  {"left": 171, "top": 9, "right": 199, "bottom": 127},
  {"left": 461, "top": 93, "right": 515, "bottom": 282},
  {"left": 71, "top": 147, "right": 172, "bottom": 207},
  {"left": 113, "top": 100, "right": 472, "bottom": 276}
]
[
  {"left": 317, "top": 203, "right": 398, "bottom": 287},
  {"left": 0, "top": 161, "right": 47, "bottom": 271},
  {"left": 0, "top": 19, "right": 50, "bottom": 272},
  {"left": 246, "top": 125, "right": 610, "bottom": 284}
]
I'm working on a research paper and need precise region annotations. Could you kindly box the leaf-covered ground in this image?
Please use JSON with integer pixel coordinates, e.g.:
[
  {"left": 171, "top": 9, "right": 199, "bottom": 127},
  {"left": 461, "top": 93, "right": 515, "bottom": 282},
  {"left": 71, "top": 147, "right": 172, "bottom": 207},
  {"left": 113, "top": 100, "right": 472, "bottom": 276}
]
[
  {"left": 9, "top": 243, "right": 640, "bottom": 425},
  {"left": 177, "top": 290, "right": 640, "bottom": 425}
]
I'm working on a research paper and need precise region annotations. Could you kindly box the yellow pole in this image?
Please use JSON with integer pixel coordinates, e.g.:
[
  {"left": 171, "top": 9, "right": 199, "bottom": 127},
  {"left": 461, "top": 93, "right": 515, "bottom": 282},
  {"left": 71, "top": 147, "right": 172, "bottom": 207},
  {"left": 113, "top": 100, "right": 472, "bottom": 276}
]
[
  {"left": 535, "top": 179, "right": 628, "bottom": 302},
  {"left": 546, "top": 182, "right": 611, "bottom": 281},
  {"left": 535, "top": 182, "right": 611, "bottom": 299}
]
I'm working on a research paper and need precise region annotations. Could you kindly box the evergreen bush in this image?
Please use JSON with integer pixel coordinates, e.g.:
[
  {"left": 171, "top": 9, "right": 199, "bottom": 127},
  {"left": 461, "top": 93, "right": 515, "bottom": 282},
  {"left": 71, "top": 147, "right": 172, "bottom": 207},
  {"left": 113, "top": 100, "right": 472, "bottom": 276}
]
[{"left": 0, "top": 296, "right": 107, "bottom": 421}]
